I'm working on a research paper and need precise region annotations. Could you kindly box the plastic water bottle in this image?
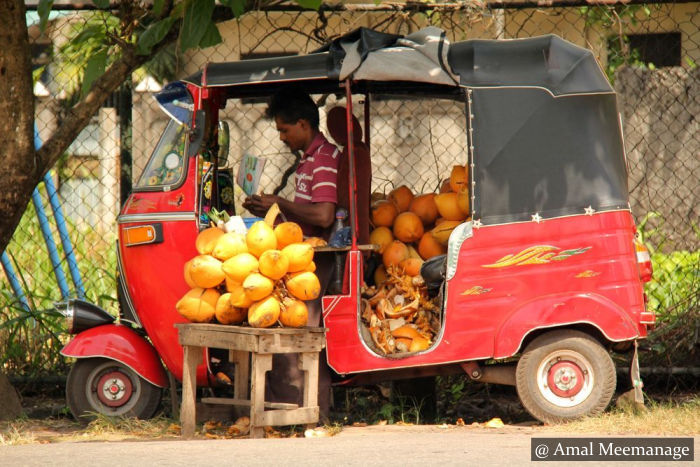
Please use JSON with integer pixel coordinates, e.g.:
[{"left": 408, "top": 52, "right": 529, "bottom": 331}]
[{"left": 329, "top": 209, "right": 348, "bottom": 294}]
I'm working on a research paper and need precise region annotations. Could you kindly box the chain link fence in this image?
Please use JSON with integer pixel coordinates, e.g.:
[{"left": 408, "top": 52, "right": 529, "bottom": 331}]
[{"left": 2, "top": 2, "right": 698, "bottom": 379}]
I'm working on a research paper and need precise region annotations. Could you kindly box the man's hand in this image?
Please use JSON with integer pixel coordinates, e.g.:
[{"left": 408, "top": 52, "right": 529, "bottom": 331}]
[{"left": 242, "top": 193, "right": 280, "bottom": 217}]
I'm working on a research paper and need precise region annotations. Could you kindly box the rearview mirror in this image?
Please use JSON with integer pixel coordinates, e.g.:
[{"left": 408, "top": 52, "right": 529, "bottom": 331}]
[{"left": 218, "top": 121, "right": 230, "bottom": 167}]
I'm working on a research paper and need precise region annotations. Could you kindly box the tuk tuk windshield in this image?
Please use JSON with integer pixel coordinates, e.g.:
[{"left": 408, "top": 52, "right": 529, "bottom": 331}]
[{"left": 135, "top": 119, "right": 188, "bottom": 189}]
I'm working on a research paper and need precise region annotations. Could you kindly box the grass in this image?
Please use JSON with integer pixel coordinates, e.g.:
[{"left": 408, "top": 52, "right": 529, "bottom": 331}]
[{"left": 546, "top": 396, "right": 700, "bottom": 436}]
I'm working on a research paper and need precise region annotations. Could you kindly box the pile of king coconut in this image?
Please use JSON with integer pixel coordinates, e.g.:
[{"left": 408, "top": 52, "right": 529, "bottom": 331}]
[{"left": 176, "top": 204, "right": 324, "bottom": 328}]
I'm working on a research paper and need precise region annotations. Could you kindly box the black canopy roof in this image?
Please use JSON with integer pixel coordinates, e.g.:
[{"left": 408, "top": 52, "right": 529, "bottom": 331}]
[{"left": 179, "top": 28, "right": 628, "bottom": 224}]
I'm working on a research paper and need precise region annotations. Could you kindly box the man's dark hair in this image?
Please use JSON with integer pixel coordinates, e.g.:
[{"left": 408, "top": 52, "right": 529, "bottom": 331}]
[{"left": 266, "top": 88, "right": 319, "bottom": 130}]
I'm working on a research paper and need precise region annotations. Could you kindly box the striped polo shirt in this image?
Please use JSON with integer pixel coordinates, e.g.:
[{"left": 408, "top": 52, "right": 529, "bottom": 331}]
[{"left": 295, "top": 132, "right": 339, "bottom": 205}]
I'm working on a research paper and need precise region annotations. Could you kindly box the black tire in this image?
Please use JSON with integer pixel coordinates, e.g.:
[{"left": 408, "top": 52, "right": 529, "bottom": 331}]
[
  {"left": 66, "top": 358, "right": 162, "bottom": 422},
  {"left": 515, "top": 330, "right": 616, "bottom": 424}
]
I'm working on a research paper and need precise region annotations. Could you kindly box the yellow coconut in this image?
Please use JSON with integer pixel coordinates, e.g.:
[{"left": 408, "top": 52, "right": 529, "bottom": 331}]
[
  {"left": 222, "top": 252, "right": 259, "bottom": 283},
  {"left": 434, "top": 192, "right": 467, "bottom": 221},
  {"left": 246, "top": 220, "right": 277, "bottom": 258},
  {"left": 183, "top": 260, "right": 197, "bottom": 288},
  {"left": 228, "top": 282, "right": 253, "bottom": 308},
  {"left": 303, "top": 261, "right": 317, "bottom": 273},
  {"left": 195, "top": 227, "right": 225, "bottom": 255},
  {"left": 215, "top": 293, "right": 247, "bottom": 325},
  {"left": 274, "top": 222, "right": 304, "bottom": 249},
  {"left": 225, "top": 277, "right": 240, "bottom": 293},
  {"left": 242, "top": 273, "right": 275, "bottom": 301},
  {"left": 449, "top": 165, "right": 468, "bottom": 193},
  {"left": 286, "top": 271, "right": 321, "bottom": 301},
  {"left": 369, "top": 226, "right": 394, "bottom": 254},
  {"left": 176, "top": 287, "right": 219, "bottom": 323},
  {"left": 189, "top": 255, "right": 225, "bottom": 289},
  {"left": 430, "top": 220, "right": 462, "bottom": 246},
  {"left": 281, "top": 242, "right": 314, "bottom": 273},
  {"left": 211, "top": 232, "right": 248, "bottom": 261},
  {"left": 248, "top": 295, "right": 281, "bottom": 328},
  {"left": 258, "top": 249, "right": 289, "bottom": 280},
  {"left": 304, "top": 237, "right": 327, "bottom": 247},
  {"left": 279, "top": 298, "right": 308, "bottom": 328}
]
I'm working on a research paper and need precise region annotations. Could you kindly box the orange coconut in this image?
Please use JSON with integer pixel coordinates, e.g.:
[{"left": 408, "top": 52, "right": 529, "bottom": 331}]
[
  {"left": 176, "top": 287, "right": 219, "bottom": 323},
  {"left": 449, "top": 165, "right": 468, "bottom": 192},
  {"left": 274, "top": 222, "right": 304, "bottom": 249},
  {"left": 243, "top": 273, "right": 275, "bottom": 301},
  {"left": 246, "top": 220, "right": 277, "bottom": 258},
  {"left": 393, "top": 212, "right": 424, "bottom": 244},
  {"left": 418, "top": 232, "right": 447, "bottom": 260},
  {"left": 457, "top": 186, "right": 470, "bottom": 215},
  {"left": 258, "top": 249, "right": 289, "bottom": 280},
  {"left": 195, "top": 227, "right": 225, "bottom": 255},
  {"left": 371, "top": 200, "right": 398, "bottom": 227},
  {"left": 409, "top": 193, "right": 439, "bottom": 225},
  {"left": 279, "top": 298, "right": 309, "bottom": 328},
  {"left": 382, "top": 240, "right": 410, "bottom": 269},
  {"left": 303, "top": 261, "right": 317, "bottom": 273},
  {"left": 434, "top": 192, "right": 467, "bottom": 221},
  {"left": 189, "top": 255, "right": 225, "bottom": 289},
  {"left": 222, "top": 252, "right": 259, "bottom": 283},
  {"left": 215, "top": 293, "right": 247, "bottom": 325},
  {"left": 212, "top": 232, "right": 248, "bottom": 261},
  {"left": 388, "top": 185, "right": 414, "bottom": 213},
  {"left": 248, "top": 295, "right": 281, "bottom": 328},
  {"left": 400, "top": 257, "right": 423, "bottom": 276},
  {"left": 183, "top": 260, "right": 197, "bottom": 288},
  {"left": 430, "top": 220, "right": 463, "bottom": 246},
  {"left": 369, "top": 226, "right": 394, "bottom": 254},
  {"left": 228, "top": 281, "right": 253, "bottom": 308},
  {"left": 439, "top": 179, "right": 452, "bottom": 193},
  {"left": 281, "top": 242, "right": 314, "bottom": 272},
  {"left": 286, "top": 271, "right": 321, "bottom": 301}
]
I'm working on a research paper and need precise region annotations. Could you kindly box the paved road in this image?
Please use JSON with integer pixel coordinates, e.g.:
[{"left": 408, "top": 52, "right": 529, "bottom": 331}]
[{"left": 1, "top": 425, "right": 696, "bottom": 466}]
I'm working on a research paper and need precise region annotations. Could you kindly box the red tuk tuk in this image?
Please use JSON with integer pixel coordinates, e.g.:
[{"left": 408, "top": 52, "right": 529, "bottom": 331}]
[{"left": 60, "top": 28, "right": 654, "bottom": 424}]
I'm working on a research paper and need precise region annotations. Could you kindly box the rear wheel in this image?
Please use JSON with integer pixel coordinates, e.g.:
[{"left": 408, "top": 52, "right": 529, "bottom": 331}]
[
  {"left": 66, "top": 358, "right": 162, "bottom": 422},
  {"left": 515, "top": 330, "right": 615, "bottom": 424}
]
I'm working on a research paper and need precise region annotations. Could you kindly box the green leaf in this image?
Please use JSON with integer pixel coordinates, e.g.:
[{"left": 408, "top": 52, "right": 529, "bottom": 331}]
[
  {"left": 137, "top": 17, "right": 177, "bottom": 55},
  {"left": 221, "top": 0, "right": 246, "bottom": 18},
  {"left": 153, "top": 0, "right": 165, "bottom": 16},
  {"left": 180, "top": 0, "right": 215, "bottom": 52},
  {"left": 199, "top": 22, "right": 222, "bottom": 49},
  {"left": 294, "top": 0, "right": 322, "bottom": 9},
  {"left": 93, "top": 0, "right": 110, "bottom": 8},
  {"left": 81, "top": 50, "right": 108, "bottom": 98},
  {"left": 37, "top": 0, "right": 54, "bottom": 32}
]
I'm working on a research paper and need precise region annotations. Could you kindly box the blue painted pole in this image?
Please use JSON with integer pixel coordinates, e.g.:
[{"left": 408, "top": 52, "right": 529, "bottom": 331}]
[
  {"left": 0, "top": 251, "right": 31, "bottom": 311},
  {"left": 43, "top": 173, "right": 85, "bottom": 299},
  {"left": 32, "top": 189, "right": 71, "bottom": 300}
]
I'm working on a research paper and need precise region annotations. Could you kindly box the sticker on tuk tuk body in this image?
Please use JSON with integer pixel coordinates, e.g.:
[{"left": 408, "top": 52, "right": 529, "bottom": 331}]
[
  {"left": 482, "top": 246, "right": 591, "bottom": 268},
  {"left": 460, "top": 285, "right": 492, "bottom": 296},
  {"left": 575, "top": 270, "right": 601, "bottom": 278}
]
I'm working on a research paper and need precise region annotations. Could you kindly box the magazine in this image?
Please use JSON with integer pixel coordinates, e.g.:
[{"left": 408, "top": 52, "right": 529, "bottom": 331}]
[{"left": 236, "top": 153, "right": 266, "bottom": 196}]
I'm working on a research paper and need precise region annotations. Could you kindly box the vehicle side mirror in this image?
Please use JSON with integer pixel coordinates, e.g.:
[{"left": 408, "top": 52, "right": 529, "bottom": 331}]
[{"left": 218, "top": 121, "right": 230, "bottom": 167}]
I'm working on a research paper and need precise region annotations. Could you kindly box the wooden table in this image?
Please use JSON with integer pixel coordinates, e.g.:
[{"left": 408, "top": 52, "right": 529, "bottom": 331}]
[{"left": 175, "top": 323, "right": 326, "bottom": 438}]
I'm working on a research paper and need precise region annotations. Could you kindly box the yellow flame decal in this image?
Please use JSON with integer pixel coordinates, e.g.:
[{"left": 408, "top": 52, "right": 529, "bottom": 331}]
[
  {"left": 461, "top": 286, "right": 492, "bottom": 296},
  {"left": 575, "top": 270, "right": 601, "bottom": 278},
  {"left": 483, "top": 246, "right": 591, "bottom": 268}
]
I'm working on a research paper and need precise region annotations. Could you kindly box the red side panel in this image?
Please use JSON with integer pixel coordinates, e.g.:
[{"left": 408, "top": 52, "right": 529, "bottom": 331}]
[
  {"left": 61, "top": 324, "right": 168, "bottom": 387},
  {"left": 324, "top": 211, "right": 644, "bottom": 375}
]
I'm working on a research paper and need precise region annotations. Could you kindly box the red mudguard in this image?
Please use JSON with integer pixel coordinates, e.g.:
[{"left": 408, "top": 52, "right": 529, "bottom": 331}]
[{"left": 60, "top": 323, "right": 168, "bottom": 388}]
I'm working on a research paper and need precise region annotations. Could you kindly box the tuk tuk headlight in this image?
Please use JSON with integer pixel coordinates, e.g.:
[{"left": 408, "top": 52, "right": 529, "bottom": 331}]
[{"left": 56, "top": 299, "right": 115, "bottom": 334}]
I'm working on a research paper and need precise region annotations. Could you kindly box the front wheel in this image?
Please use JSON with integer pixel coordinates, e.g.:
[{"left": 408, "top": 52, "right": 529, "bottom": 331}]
[
  {"left": 515, "top": 330, "right": 616, "bottom": 424},
  {"left": 66, "top": 358, "right": 162, "bottom": 422}
]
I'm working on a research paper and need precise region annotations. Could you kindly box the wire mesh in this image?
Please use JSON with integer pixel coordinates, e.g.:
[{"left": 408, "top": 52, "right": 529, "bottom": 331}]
[{"left": 2, "top": 2, "right": 697, "bottom": 377}]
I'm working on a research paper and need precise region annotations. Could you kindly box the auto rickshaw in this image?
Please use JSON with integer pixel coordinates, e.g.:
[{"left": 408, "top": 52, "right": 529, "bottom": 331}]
[{"left": 59, "top": 27, "right": 654, "bottom": 424}]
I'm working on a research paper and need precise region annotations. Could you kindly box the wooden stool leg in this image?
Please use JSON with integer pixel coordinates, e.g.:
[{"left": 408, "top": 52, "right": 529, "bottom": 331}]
[
  {"left": 229, "top": 350, "right": 249, "bottom": 400},
  {"left": 250, "top": 352, "right": 272, "bottom": 439},
  {"left": 299, "top": 352, "right": 320, "bottom": 428},
  {"left": 181, "top": 345, "right": 202, "bottom": 438}
]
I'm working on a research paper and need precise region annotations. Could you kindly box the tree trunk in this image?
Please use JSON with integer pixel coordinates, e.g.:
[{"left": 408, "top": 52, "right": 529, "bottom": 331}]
[{"left": 0, "top": 0, "right": 40, "bottom": 251}]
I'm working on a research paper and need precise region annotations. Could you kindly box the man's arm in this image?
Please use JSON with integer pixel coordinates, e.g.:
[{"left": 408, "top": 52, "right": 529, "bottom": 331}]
[{"left": 243, "top": 194, "right": 335, "bottom": 228}]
